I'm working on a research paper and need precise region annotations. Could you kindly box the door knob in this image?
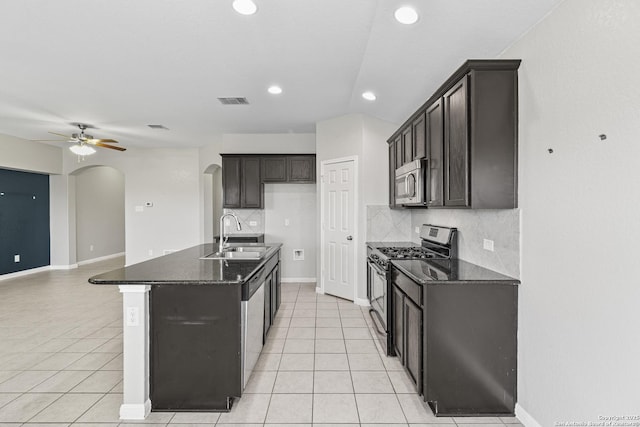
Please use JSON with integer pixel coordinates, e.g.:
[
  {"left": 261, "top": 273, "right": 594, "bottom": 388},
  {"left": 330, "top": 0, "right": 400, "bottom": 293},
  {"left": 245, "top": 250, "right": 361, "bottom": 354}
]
[{"left": 346, "top": 236, "right": 353, "bottom": 241}]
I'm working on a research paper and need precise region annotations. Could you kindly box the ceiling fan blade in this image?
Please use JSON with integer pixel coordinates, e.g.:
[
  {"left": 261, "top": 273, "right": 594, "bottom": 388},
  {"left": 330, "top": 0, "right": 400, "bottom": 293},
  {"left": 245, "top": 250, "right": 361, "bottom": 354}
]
[
  {"left": 86, "top": 138, "right": 118, "bottom": 144},
  {"left": 31, "top": 139, "right": 70, "bottom": 142},
  {"left": 94, "top": 142, "right": 126, "bottom": 151},
  {"left": 48, "top": 131, "right": 72, "bottom": 138}
]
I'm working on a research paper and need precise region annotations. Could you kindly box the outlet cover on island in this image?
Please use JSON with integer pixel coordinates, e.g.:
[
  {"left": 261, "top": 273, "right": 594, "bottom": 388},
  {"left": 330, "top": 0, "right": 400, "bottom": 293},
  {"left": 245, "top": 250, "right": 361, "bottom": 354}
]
[
  {"left": 483, "top": 239, "right": 494, "bottom": 252},
  {"left": 293, "top": 249, "right": 304, "bottom": 261}
]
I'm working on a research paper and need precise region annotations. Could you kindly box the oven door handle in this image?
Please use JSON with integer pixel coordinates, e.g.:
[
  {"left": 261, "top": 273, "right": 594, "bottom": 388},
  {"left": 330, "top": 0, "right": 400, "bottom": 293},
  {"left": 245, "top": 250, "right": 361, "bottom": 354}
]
[
  {"left": 369, "top": 309, "right": 386, "bottom": 336},
  {"left": 368, "top": 260, "right": 387, "bottom": 277}
]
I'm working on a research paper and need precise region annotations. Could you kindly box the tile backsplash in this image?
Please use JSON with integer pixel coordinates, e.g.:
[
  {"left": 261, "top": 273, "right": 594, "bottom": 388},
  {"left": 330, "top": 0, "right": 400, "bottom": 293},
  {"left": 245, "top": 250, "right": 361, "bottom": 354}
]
[
  {"left": 411, "top": 208, "right": 520, "bottom": 279},
  {"left": 222, "top": 208, "right": 265, "bottom": 234},
  {"left": 366, "top": 205, "right": 412, "bottom": 242},
  {"left": 366, "top": 205, "right": 520, "bottom": 279}
]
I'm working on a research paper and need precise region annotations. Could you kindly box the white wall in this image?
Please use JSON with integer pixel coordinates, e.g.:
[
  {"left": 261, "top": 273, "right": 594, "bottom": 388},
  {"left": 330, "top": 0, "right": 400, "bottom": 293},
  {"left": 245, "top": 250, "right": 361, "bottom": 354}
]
[
  {"left": 264, "top": 183, "right": 316, "bottom": 280},
  {"left": 63, "top": 147, "right": 201, "bottom": 266},
  {"left": 0, "top": 133, "right": 62, "bottom": 175},
  {"left": 501, "top": 1, "right": 640, "bottom": 425},
  {"left": 316, "top": 114, "right": 397, "bottom": 302},
  {"left": 74, "top": 166, "right": 125, "bottom": 262},
  {"left": 222, "top": 133, "right": 315, "bottom": 153}
]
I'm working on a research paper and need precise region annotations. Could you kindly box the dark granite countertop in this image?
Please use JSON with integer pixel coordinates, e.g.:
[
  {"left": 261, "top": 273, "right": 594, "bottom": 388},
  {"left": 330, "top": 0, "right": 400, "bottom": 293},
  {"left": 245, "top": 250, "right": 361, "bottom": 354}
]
[
  {"left": 88, "top": 243, "right": 282, "bottom": 285},
  {"left": 392, "top": 258, "right": 519, "bottom": 285}
]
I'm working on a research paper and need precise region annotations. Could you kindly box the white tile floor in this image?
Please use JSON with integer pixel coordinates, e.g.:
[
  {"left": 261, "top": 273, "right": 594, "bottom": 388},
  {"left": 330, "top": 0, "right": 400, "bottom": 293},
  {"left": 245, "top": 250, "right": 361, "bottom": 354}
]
[{"left": 0, "top": 258, "right": 523, "bottom": 426}]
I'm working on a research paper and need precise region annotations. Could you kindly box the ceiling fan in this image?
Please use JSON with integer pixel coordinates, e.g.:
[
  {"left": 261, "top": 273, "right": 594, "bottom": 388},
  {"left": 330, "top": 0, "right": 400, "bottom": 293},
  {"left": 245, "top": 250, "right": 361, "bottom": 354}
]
[{"left": 34, "top": 123, "right": 126, "bottom": 155}]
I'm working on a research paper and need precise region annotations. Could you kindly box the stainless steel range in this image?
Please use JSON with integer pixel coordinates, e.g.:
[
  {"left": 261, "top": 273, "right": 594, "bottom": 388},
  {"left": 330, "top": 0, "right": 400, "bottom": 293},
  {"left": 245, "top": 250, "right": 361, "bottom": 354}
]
[{"left": 366, "top": 224, "right": 457, "bottom": 355}]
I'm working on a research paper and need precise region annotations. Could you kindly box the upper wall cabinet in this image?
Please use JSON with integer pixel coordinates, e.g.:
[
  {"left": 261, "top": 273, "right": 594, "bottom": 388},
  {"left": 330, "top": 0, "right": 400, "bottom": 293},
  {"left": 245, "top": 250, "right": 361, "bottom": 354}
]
[
  {"left": 261, "top": 155, "right": 316, "bottom": 183},
  {"left": 222, "top": 156, "right": 262, "bottom": 208},
  {"left": 223, "top": 154, "right": 316, "bottom": 210},
  {"left": 388, "top": 59, "right": 520, "bottom": 209}
]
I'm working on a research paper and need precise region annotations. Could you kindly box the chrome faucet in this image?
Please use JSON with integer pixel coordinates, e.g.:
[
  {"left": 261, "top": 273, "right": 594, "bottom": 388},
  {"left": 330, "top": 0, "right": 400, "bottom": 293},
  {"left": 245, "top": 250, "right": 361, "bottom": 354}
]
[{"left": 219, "top": 212, "right": 242, "bottom": 253}]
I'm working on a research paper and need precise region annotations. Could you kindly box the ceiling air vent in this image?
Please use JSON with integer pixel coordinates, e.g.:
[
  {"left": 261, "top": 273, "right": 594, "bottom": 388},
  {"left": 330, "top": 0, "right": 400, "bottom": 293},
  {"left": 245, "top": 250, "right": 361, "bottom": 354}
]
[
  {"left": 147, "top": 124, "right": 169, "bottom": 130},
  {"left": 217, "top": 97, "right": 249, "bottom": 105}
]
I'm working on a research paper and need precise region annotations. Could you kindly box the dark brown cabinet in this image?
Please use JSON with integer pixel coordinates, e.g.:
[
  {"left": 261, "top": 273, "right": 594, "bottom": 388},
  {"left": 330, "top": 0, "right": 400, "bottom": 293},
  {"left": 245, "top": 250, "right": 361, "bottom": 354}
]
[
  {"left": 412, "top": 112, "right": 426, "bottom": 160},
  {"left": 426, "top": 98, "right": 444, "bottom": 207},
  {"left": 261, "top": 157, "right": 287, "bottom": 182},
  {"left": 392, "top": 285, "right": 404, "bottom": 361},
  {"left": 222, "top": 157, "right": 242, "bottom": 208},
  {"left": 391, "top": 273, "right": 423, "bottom": 394},
  {"left": 262, "top": 155, "right": 315, "bottom": 183},
  {"left": 241, "top": 157, "right": 262, "bottom": 208},
  {"left": 222, "top": 156, "right": 262, "bottom": 208},
  {"left": 388, "top": 143, "right": 398, "bottom": 209},
  {"left": 387, "top": 60, "right": 520, "bottom": 209},
  {"left": 223, "top": 154, "right": 316, "bottom": 210},
  {"left": 287, "top": 156, "right": 315, "bottom": 182},
  {"left": 443, "top": 77, "right": 469, "bottom": 207},
  {"left": 263, "top": 252, "right": 281, "bottom": 342}
]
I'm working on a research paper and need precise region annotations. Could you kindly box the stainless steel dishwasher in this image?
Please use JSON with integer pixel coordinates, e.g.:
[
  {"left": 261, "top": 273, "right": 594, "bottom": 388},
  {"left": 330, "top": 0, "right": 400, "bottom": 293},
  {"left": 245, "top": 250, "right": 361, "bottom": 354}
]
[{"left": 241, "top": 267, "right": 265, "bottom": 389}]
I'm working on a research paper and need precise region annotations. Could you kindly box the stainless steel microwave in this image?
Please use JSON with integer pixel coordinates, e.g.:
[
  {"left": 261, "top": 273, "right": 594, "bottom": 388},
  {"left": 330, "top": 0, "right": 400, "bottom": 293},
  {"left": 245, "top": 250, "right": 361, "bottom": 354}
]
[{"left": 395, "top": 160, "right": 426, "bottom": 206}]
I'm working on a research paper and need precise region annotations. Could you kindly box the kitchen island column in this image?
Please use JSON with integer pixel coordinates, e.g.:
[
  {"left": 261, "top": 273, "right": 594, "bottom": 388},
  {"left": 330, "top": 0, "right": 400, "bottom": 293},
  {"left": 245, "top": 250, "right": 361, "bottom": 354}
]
[{"left": 118, "top": 284, "right": 151, "bottom": 420}]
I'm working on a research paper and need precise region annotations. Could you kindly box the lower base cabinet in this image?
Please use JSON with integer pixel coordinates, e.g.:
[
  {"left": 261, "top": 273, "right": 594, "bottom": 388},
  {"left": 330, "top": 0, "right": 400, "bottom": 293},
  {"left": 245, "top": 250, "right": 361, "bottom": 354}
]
[
  {"left": 391, "top": 272, "right": 423, "bottom": 394},
  {"left": 150, "top": 285, "right": 242, "bottom": 411},
  {"left": 424, "top": 283, "right": 517, "bottom": 416},
  {"left": 263, "top": 253, "right": 281, "bottom": 342}
]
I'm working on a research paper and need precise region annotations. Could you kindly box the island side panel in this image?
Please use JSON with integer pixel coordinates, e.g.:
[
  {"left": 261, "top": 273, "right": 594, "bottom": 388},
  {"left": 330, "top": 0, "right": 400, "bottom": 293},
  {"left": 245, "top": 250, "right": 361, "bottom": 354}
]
[
  {"left": 119, "top": 284, "right": 152, "bottom": 420},
  {"left": 150, "top": 284, "right": 242, "bottom": 411}
]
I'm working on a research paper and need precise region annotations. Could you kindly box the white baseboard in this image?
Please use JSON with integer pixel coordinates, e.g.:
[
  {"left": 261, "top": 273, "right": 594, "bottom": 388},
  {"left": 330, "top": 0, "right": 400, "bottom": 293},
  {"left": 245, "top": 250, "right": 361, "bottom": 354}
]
[
  {"left": 281, "top": 277, "right": 316, "bottom": 283},
  {"left": 77, "top": 252, "right": 125, "bottom": 266},
  {"left": 120, "top": 399, "right": 151, "bottom": 420},
  {"left": 515, "top": 403, "right": 543, "bottom": 427},
  {"left": 0, "top": 265, "right": 51, "bottom": 281},
  {"left": 50, "top": 264, "right": 79, "bottom": 270},
  {"left": 354, "top": 297, "right": 370, "bottom": 307}
]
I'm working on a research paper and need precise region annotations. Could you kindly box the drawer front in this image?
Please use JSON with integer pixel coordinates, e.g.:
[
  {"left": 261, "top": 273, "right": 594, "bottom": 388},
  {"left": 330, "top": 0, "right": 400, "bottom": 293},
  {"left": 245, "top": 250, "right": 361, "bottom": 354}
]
[{"left": 392, "top": 267, "right": 422, "bottom": 306}]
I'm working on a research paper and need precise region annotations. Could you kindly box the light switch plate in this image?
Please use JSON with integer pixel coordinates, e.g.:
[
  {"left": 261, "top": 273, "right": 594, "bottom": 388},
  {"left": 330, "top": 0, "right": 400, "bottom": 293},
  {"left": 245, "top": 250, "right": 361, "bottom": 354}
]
[
  {"left": 415, "top": 226, "right": 420, "bottom": 234},
  {"left": 483, "top": 239, "right": 494, "bottom": 252}
]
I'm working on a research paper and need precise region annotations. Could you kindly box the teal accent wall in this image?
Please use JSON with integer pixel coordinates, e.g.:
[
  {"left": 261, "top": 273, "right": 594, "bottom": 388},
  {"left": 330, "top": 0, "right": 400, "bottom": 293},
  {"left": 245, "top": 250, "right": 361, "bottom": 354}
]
[{"left": 0, "top": 168, "right": 50, "bottom": 274}]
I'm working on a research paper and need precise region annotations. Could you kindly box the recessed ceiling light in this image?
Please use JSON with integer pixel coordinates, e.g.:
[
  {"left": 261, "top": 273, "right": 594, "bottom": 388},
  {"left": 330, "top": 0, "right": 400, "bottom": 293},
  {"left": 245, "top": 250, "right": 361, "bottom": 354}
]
[
  {"left": 232, "top": 0, "right": 257, "bottom": 15},
  {"left": 394, "top": 6, "right": 419, "bottom": 25},
  {"left": 362, "top": 91, "right": 377, "bottom": 101},
  {"left": 268, "top": 85, "right": 283, "bottom": 95}
]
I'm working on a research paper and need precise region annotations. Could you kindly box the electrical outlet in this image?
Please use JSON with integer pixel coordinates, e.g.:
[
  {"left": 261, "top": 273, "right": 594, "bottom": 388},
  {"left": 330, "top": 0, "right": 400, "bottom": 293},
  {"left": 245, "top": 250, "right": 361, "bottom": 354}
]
[
  {"left": 249, "top": 221, "right": 257, "bottom": 226},
  {"left": 126, "top": 307, "right": 139, "bottom": 327},
  {"left": 483, "top": 239, "right": 494, "bottom": 252},
  {"left": 285, "top": 218, "right": 290, "bottom": 226},
  {"left": 293, "top": 249, "right": 304, "bottom": 260},
  {"left": 148, "top": 249, "right": 153, "bottom": 256},
  {"left": 415, "top": 226, "right": 420, "bottom": 234},
  {"left": 135, "top": 206, "right": 144, "bottom": 212},
  {"left": 14, "top": 254, "right": 20, "bottom": 263},
  {"left": 90, "top": 245, "right": 94, "bottom": 252}
]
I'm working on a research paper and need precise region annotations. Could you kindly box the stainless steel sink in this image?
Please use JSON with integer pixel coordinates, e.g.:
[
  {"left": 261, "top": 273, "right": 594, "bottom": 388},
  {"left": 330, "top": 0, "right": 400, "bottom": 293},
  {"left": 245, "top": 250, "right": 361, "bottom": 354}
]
[{"left": 200, "top": 246, "right": 268, "bottom": 260}]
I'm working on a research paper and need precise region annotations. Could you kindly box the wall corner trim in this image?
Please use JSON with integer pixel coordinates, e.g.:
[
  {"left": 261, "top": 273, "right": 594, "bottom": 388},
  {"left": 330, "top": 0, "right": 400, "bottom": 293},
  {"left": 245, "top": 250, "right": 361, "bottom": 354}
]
[{"left": 515, "top": 403, "right": 543, "bottom": 427}]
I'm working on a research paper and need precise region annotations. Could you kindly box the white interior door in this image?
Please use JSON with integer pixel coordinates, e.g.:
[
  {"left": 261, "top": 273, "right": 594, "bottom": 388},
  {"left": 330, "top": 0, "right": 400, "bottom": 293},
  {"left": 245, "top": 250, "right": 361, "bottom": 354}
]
[{"left": 322, "top": 159, "right": 356, "bottom": 300}]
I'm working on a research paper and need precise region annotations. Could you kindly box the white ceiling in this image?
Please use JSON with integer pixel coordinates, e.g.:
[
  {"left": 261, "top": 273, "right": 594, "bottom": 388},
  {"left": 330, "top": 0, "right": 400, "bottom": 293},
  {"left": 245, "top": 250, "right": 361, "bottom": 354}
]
[{"left": 0, "top": 0, "right": 563, "bottom": 149}]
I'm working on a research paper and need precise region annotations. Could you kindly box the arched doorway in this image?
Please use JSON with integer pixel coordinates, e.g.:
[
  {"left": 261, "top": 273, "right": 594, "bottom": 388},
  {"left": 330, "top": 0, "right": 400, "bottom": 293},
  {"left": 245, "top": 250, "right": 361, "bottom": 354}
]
[{"left": 71, "top": 165, "right": 125, "bottom": 263}]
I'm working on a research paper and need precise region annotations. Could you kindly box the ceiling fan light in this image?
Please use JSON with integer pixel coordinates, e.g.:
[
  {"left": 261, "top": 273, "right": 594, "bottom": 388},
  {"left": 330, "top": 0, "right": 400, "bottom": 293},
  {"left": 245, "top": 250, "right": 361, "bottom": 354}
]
[
  {"left": 232, "top": 0, "right": 257, "bottom": 15},
  {"left": 362, "top": 91, "right": 377, "bottom": 101},
  {"left": 69, "top": 144, "right": 96, "bottom": 156}
]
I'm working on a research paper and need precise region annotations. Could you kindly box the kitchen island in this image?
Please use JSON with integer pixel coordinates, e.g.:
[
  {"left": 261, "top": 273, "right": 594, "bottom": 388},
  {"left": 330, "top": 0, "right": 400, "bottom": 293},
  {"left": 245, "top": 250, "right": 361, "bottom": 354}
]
[{"left": 89, "top": 243, "right": 282, "bottom": 420}]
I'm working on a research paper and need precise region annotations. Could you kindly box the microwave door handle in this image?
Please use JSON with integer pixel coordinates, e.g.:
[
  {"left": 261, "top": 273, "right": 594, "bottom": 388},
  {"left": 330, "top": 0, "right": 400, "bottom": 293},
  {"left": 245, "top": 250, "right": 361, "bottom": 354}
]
[{"left": 405, "top": 175, "right": 409, "bottom": 198}]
